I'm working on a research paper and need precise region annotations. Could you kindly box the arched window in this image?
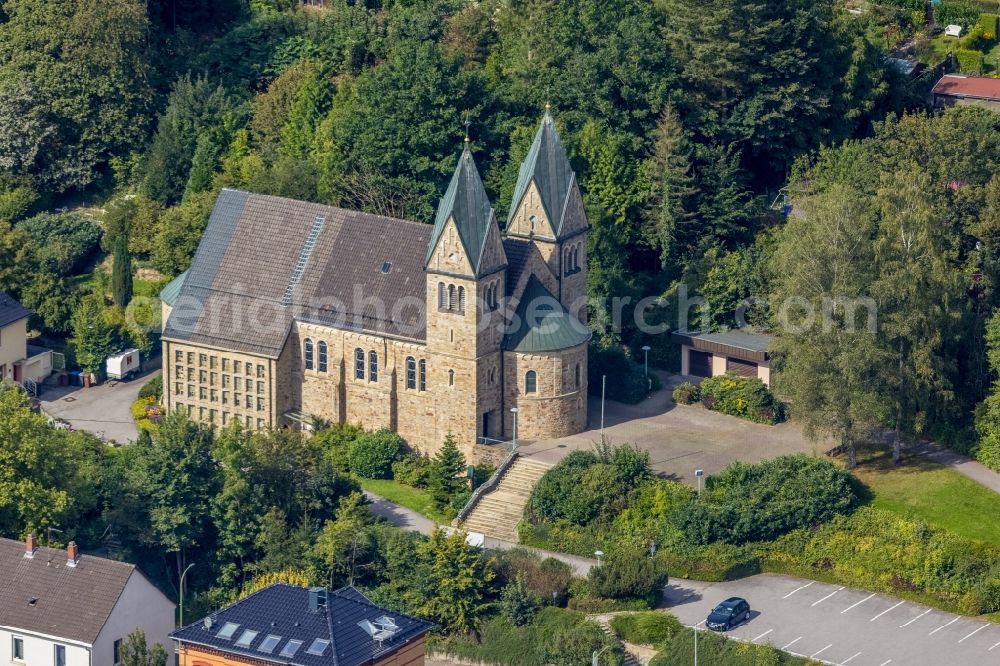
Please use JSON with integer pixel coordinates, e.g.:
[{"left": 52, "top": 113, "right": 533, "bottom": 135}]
[
  {"left": 354, "top": 348, "right": 365, "bottom": 379},
  {"left": 448, "top": 284, "right": 456, "bottom": 310},
  {"left": 419, "top": 360, "right": 427, "bottom": 391},
  {"left": 369, "top": 351, "right": 378, "bottom": 382},
  {"left": 574, "top": 245, "right": 581, "bottom": 270},
  {"left": 448, "top": 369, "right": 455, "bottom": 386},
  {"left": 458, "top": 286, "right": 466, "bottom": 314},
  {"left": 438, "top": 282, "right": 446, "bottom": 310},
  {"left": 318, "top": 341, "right": 328, "bottom": 373},
  {"left": 304, "top": 339, "right": 314, "bottom": 370},
  {"left": 489, "top": 367, "right": 496, "bottom": 385},
  {"left": 575, "top": 363, "right": 581, "bottom": 389},
  {"left": 565, "top": 249, "right": 572, "bottom": 275},
  {"left": 525, "top": 370, "right": 537, "bottom": 394},
  {"left": 406, "top": 357, "right": 416, "bottom": 390}
]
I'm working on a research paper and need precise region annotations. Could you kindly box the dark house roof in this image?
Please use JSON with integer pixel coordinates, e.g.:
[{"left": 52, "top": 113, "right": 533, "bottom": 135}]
[
  {"left": 162, "top": 190, "right": 432, "bottom": 356},
  {"left": 932, "top": 74, "right": 1000, "bottom": 101},
  {"left": 172, "top": 584, "right": 433, "bottom": 666},
  {"left": 506, "top": 111, "right": 576, "bottom": 237},
  {"left": 0, "top": 538, "right": 150, "bottom": 644},
  {"left": 425, "top": 145, "right": 496, "bottom": 276},
  {"left": 672, "top": 329, "right": 772, "bottom": 363},
  {"left": 0, "top": 292, "right": 31, "bottom": 328},
  {"left": 503, "top": 275, "right": 591, "bottom": 353}
]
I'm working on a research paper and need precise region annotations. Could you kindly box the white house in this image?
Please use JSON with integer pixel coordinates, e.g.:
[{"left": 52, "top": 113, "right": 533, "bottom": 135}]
[{"left": 0, "top": 536, "right": 175, "bottom": 666}]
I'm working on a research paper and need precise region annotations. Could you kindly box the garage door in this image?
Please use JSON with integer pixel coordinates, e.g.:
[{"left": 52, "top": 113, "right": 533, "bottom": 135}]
[
  {"left": 726, "top": 358, "right": 758, "bottom": 377},
  {"left": 689, "top": 350, "right": 712, "bottom": 378}
]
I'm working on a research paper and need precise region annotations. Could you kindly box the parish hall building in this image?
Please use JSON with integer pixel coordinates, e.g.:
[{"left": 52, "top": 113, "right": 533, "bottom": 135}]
[{"left": 160, "top": 112, "right": 591, "bottom": 457}]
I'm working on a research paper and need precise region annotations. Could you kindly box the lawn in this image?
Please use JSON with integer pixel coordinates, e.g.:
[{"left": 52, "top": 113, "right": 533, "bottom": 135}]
[
  {"left": 355, "top": 477, "right": 452, "bottom": 524},
  {"left": 851, "top": 451, "right": 1000, "bottom": 546}
]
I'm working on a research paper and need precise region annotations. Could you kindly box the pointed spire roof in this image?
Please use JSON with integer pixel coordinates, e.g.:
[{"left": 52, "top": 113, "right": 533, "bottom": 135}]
[
  {"left": 506, "top": 109, "right": 576, "bottom": 236},
  {"left": 426, "top": 142, "right": 496, "bottom": 275}
]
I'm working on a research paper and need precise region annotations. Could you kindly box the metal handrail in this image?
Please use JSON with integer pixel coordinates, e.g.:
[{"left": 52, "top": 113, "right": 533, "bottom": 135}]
[{"left": 454, "top": 447, "right": 519, "bottom": 524}]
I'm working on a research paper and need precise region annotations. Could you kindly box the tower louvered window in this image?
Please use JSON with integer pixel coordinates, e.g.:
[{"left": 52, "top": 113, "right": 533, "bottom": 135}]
[
  {"left": 438, "top": 282, "right": 446, "bottom": 310},
  {"left": 458, "top": 286, "right": 466, "bottom": 314}
]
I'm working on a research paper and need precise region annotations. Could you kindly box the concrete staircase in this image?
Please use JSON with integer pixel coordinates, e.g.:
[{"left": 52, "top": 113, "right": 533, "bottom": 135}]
[
  {"left": 459, "top": 456, "right": 551, "bottom": 542},
  {"left": 590, "top": 615, "right": 646, "bottom": 666}
]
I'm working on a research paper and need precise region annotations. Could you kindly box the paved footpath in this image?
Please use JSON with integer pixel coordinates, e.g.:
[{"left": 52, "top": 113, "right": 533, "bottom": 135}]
[{"left": 367, "top": 493, "right": 999, "bottom": 666}]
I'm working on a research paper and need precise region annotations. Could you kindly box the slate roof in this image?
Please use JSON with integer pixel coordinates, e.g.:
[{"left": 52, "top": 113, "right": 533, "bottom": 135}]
[
  {"left": 162, "top": 190, "right": 432, "bottom": 356},
  {"left": 503, "top": 275, "right": 591, "bottom": 353},
  {"left": 0, "top": 538, "right": 146, "bottom": 644},
  {"left": 158, "top": 269, "right": 188, "bottom": 306},
  {"left": 172, "top": 584, "right": 433, "bottom": 666},
  {"left": 506, "top": 110, "right": 575, "bottom": 237},
  {"left": 425, "top": 144, "right": 496, "bottom": 276},
  {"left": 502, "top": 237, "right": 543, "bottom": 297},
  {"left": 0, "top": 292, "right": 30, "bottom": 328}
]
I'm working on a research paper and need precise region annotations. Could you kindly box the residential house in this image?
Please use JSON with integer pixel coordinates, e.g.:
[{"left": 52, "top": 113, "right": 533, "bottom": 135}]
[
  {"left": 0, "top": 292, "right": 51, "bottom": 389},
  {"left": 172, "top": 584, "right": 433, "bottom": 666},
  {"left": 0, "top": 536, "right": 175, "bottom": 666}
]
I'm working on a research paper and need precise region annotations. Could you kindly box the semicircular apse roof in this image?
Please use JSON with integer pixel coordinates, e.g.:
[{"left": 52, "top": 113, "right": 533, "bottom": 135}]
[{"left": 503, "top": 275, "right": 591, "bottom": 353}]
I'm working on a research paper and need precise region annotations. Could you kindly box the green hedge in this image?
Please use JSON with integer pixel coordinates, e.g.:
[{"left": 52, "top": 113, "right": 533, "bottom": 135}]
[
  {"left": 610, "top": 612, "right": 683, "bottom": 647},
  {"left": 956, "top": 48, "right": 985, "bottom": 73},
  {"left": 650, "top": 627, "right": 810, "bottom": 666},
  {"left": 698, "top": 373, "right": 783, "bottom": 424},
  {"left": 936, "top": 0, "right": 981, "bottom": 27},
  {"left": 656, "top": 542, "right": 761, "bottom": 582},
  {"left": 138, "top": 375, "right": 162, "bottom": 401},
  {"left": 347, "top": 429, "right": 404, "bottom": 479}
]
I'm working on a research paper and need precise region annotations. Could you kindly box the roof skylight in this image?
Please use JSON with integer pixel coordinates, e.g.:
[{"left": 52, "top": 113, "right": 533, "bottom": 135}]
[
  {"left": 216, "top": 622, "right": 240, "bottom": 640},
  {"left": 280, "top": 639, "right": 303, "bottom": 658},
  {"left": 306, "top": 638, "right": 331, "bottom": 655},
  {"left": 234, "top": 629, "right": 258, "bottom": 648},
  {"left": 257, "top": 634, "right": 281, "bottom": 654}
]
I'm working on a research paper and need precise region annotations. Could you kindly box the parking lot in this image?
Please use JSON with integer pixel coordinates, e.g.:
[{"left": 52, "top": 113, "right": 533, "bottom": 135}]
[{"left": 665, "top": 574, "right": 998, "bottom": 666}]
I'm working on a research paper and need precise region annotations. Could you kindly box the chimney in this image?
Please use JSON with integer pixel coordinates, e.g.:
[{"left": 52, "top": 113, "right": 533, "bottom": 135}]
[
  {"left": 66, "top": 541, "right": 79, "bottom": 568},
  {"left": 24, "top": 534, "right": 37, "bottom": 559},
  {"left": 308, "top": 587, "right": 327, "bottom": 613}
]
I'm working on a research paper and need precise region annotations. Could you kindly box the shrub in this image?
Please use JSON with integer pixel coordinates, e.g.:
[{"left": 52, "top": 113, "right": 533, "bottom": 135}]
[
  {"left": 698, "top": 372, "right": 783, "bottom": 424},
  {"left": 588, "top": 544, "right": 668, "bottom": 602},
  {"left": 935, "top": 0, "right": 981, "bottom": 28},
  {"left": 956, "top": 48, "right": 984, "bottom": 73},
  {"left": 428, "top": 433, "right": 467, "bottom": 509},
  {"left": 589, "top": 344, "right": 654, "bottom": 404},
  {"left": 655, "top": 542, "right": 761, "bottom": 582},
  {"left": 315, "top": 422, "right": 365, "bottom": 473},
  {"left": 138, "top": 375, "right": 162, "bottom": 401},
  {"left": 500, "top": 576, "right": 539, "bottom": 626},
  {"left": 672, "top": 455, "right": 859, "bottom": 545},
  {"left": 671, "top": 382, "right": 700, "bottom": 405},
  {"left": 392, "top": 453, "right": 433, "bottom": 488},
  {"left": 347, "top": 429, "right": 404, "bottom": 479},
  {"left": 17, "top": 212, "right": 102, "bottom": 277},
  {"left": 979, "top": 12, "right": 999, "bottom": 37},
  {"left": 498, "top": 549, "right": 574, "bottom": 604},
  {"left": 610, "top": 612, "right": 683, "bottom": 647}
]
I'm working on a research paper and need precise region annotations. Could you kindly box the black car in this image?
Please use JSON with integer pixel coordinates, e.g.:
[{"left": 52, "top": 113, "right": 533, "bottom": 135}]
[{"left": 705, "top": 597, "right": 751, "bottom": 631}]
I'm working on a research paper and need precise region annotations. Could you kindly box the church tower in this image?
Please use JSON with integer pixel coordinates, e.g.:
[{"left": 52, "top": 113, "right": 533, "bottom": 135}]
[
  {"left": 505, "top": 108, "right": 589, "bottom": 323},
  {"left": 424, "top": 141, "right": 507, "bottom": 449}
]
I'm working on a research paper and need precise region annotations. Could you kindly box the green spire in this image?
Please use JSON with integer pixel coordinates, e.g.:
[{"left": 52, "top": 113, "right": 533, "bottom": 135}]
[{"left": 506, "top": 108, "right": 575, "bottom": 235}]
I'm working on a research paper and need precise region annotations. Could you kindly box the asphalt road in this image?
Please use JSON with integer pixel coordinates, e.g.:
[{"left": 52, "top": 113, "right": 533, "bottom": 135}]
[{"left": 664, "top": 574, "right": 999, "bottom": 666}]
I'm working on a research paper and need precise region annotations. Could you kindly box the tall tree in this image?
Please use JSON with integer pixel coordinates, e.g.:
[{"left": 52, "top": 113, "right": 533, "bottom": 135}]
[
  {"left": 771, "top": 186, "right": 890, "bottom": 467},
  {"left": 70, "top": 296, "right": 116, "bottom": 375},
  {"left": 112, "top": 231, "right": 133, "bottom": 309},
  {"left": 417, "top": 528, "right": 496, "bottom": 634},
  {"left": 428, "top": 433, "right": 466, "bottom": 510},
  {"left": 119, "top": 629, "right": 168, "bottom": 666}
]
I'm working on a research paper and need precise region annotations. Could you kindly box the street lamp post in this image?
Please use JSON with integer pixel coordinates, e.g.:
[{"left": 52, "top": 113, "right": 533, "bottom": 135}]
[
  {"left": 641, "top": 345, "right": 651, "bottom": 378},
  {"left": 600, "top": 375, "right": 606, "bottom": 437},
  {"left": 594, "top": 550, "right": 604, "bottom": 567},
  {"left": 694, "top": 625, "right": 699, "bottom": 666},
  {"left": 510, "top": 407, "right": 519, "bottom": 452},
  {"left": 592, "top": 644, "right": 613, "bottom": 666},
  {"left": 695, "top": 469, "right": 704, "bottom": 498},
  {"left": 179, "top": 563, "right": 195, "bottom": 627}
]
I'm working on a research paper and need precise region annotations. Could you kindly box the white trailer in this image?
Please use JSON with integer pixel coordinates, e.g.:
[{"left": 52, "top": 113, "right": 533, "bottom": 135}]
[{"left": 106, "top": 349, "right": 140, "bottom": 380}]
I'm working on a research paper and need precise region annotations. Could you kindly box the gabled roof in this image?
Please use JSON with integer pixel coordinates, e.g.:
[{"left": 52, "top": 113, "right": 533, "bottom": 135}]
[
  {"left": 932, "top": 74, "right": 1000, "bottom": 100},
  {"left": 506, "top": 110, "right": 575, "bottom": 236},
  {"left": 425, "top": 144, "right": 495, "bottom": 275},
  {"left": 162, "top": 190, "right": 432, "bottom": 356},
  {"left": 0, "top": 538, "right": 165, "bottom": 644},
  {"left": 0, "top": 292, "right": 31, "bottom": 328},
  {"left": 503, "top": 275, "right": 591, "bottom": 353},
  {"left": 172, "top": 584, "right": 433, "bottom": 666},
  {"left": 158, "top": 269, "right": 188, "bottom": 307}
]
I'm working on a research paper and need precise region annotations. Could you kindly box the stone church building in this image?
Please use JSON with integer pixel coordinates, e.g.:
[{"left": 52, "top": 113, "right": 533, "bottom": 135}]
[{"left": 160, "top": 111, "right": 590, "bottom": 456}]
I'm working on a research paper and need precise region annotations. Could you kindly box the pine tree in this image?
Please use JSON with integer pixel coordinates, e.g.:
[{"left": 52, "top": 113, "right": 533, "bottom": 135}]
[
  {"left": 112, "top": 229, "right": 132, "bottom": 308},
  {"left": 429, "top": 433, "right": 466, "bottom": 509}
]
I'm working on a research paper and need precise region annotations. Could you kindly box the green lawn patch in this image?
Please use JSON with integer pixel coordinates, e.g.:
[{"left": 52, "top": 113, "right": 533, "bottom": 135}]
[
  {"left": 851, "top": 451, "right": 1000, "bottom": 546},
  {"left": 355, "top": 477, "right": 452, "bottom": 524}
]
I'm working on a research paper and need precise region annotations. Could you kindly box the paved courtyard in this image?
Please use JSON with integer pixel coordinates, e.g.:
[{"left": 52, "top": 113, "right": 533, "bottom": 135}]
[
  {"left": 518, "top": 373, "right": 830, "bottom": 484},
  {"left": 38, "top": 363, "right": 160, "bottom": 444}
]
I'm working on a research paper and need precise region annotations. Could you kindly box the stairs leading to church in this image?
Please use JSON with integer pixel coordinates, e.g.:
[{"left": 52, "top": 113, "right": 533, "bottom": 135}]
[{"left": 459, "top": 456, "right": 552, "bottom": 542}]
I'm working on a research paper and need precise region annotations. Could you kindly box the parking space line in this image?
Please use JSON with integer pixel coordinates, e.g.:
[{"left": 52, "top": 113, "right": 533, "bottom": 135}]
[
  {"left": 812, "top": 587, "right": 844, "bottom": 606},
  {"left": 878, "top": 660, "right": 892, "bottom": 666},
  {"left": 695, "top": 620, "right": 705, "bottom": 628},
  {"left": 784, "top": 582, "right": 813, "bottom": 598},
  {"left": 900, "top": 609, "right": 931, "bottom": 627},
  {"left": 958, "top": 625, "right": 988, "bottom": 643},
  {"left": 841, "top": 593, "right": 875, "bottom": 614},
  {"left": 781, "top": 637, "right": 801, "bottom": 650},
  {"left": 870, "top": 600, "right": 905, "bottom": 622},
  {"left": 840, "top": 651, "right": 862, "bottom": 665},
  {"left": 928, "top": 617, "right": 959, "bottom": 635},
  {"left": 810, "top": 644, "right": 832, "bottom": 658},
  {"left": 990, "top": 639, "right": 1000, "bottom": 651},
  {"left": 752, "top": 629, "right": 773, "bottom": 643}
]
